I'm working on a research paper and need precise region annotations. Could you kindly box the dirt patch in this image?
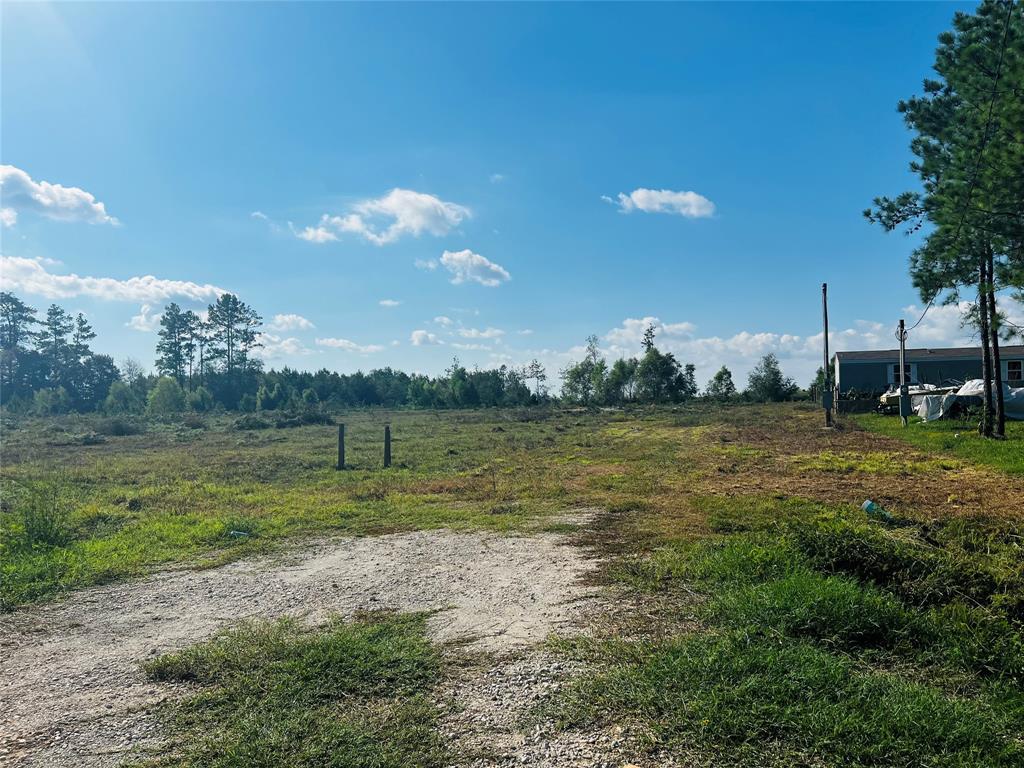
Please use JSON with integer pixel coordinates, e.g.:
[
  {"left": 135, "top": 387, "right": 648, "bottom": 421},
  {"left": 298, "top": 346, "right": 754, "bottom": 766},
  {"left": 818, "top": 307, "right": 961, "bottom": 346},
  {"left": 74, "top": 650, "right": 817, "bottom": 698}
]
[
  {"left": 0, "top": 526, "right": 601, "bottom": 767},
  {"left": 696, "top": 414, "right": 1024, "bottom": 519}
]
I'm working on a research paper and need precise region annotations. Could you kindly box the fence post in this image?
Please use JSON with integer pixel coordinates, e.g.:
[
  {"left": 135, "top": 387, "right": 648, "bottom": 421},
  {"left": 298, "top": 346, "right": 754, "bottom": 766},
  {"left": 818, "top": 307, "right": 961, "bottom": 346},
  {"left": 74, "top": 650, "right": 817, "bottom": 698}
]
[
  {"left": 336, "top": 424, "right": 345, "bottom": 470},
  {"left": 384, "top": 425, "right": 391, "bottom": 468}
]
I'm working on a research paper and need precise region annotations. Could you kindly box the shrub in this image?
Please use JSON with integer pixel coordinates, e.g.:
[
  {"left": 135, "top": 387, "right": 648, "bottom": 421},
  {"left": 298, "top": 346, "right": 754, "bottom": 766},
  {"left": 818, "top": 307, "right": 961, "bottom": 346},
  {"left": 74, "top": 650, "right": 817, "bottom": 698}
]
[
  {"left": 147, "top": 377, "right": 186, "bottom": 415},
  {"left": 234, "top": 414, "right": 271, "bottom": 430},
  {"left": 187, "top": 386, "right": 214, "bottom": 413},
  {"left": 94, "top": 417, "right": 142, "bottom": 436},
  {"left": 33, "top": 387, "right": 72, "bottom": 416}
]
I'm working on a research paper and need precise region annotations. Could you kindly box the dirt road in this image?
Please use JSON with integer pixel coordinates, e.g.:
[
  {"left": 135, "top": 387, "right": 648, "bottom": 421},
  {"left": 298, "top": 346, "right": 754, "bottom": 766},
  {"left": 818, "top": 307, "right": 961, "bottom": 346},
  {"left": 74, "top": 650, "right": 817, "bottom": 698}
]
[{"left": 0, "top": 524, "right": 603, "bottom": 767}]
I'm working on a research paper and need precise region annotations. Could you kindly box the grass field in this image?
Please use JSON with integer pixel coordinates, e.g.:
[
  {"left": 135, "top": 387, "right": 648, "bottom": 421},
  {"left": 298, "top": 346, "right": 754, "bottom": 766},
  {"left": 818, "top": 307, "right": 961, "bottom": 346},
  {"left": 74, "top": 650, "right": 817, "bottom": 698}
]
[{"left": 3, "top": 403, "right": 1023, "bottom": 766}]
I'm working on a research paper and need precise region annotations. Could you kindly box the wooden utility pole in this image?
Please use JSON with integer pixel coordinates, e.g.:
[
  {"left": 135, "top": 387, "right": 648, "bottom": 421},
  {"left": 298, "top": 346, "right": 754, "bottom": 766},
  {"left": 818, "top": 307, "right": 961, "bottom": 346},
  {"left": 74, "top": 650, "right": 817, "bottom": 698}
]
[
  {"left": 384, "top": 425, "right": 392, "bottom": 468},
  {"left": 822, "top": 283, "right": 833, "bottom": 428},
  {"left": 897, "top": 319, "right": 909, "bottom": 427},
  {"left": 336, "top": 424, "right": 345, "bottom": 470}
]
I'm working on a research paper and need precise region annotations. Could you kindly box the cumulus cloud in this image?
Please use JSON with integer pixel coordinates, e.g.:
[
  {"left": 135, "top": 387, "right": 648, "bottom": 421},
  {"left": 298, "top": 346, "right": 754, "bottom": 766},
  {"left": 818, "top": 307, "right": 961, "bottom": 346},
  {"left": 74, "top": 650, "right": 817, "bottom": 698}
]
[
  {"left": 410, "top": 329, "right": 443, "bottom": 346},
  {"left": 440, "top": 249, "right": 511, "bottom": 287},
  {"left": 1, "top": 255, "right": 226, "bottom": 303},
  {"left": 458, "top": 326, "right": 505, "bottom": 339},
  {"left": 126, "top": 304, "right": 162, "bottom": 332},
  {"left": 315, "top": 337, "right": 384, "bottom": 354},
  {"left": 291, "top": 223, "right": 337, "bottom": 243},
  {"left": 267, "top": 313, "right": 315, "bottom": 331},
  {"left": 295, "top": 189, "right": 469, "bottom": 246},
  {"left": 604, "top": 187, "right": 715, "bottom": 218},
  {"left": 379, "top": 299, "right": 402, "bottom": 307},
  {"left": 258, "top": 333, "right": 314, "bottom": 359},
  {"left": 0, "top": 165, "right": 118, "bottom": 226},
  {"left": 597, "top": 299, "right": 1024, "bottom": 389},
  {"left": 605, "top": 316, "right": 696, "bottom": 348},
  {"left": 433, "top": 315, "right": 453, "bottom": 326},
  {"left": 415, "top": 258, "right": 438, "bottom": 271}
]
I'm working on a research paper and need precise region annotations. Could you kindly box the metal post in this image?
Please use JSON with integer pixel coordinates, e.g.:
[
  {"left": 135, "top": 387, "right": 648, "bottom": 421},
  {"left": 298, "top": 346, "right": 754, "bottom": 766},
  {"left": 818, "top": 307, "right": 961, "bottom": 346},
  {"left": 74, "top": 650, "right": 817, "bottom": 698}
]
[
  {"left": 336, "top": 424, "right": 345, "bottom": 470},
  {"left": 822, "top": 283, "right": 833, "bottom": 427},
  {"left": 383, "top": 425, "right": 391, "bottom": 468},
  {"left": 897, "top": 319, "right": 909, "bottom": 427}
]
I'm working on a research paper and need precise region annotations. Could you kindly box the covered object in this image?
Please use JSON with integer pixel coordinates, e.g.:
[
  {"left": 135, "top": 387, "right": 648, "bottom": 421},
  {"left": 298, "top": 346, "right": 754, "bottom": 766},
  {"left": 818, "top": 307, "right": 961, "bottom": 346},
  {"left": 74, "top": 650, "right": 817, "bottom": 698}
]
[{"left": 916, "top": 380, "right": 1024, "bottom": 422}]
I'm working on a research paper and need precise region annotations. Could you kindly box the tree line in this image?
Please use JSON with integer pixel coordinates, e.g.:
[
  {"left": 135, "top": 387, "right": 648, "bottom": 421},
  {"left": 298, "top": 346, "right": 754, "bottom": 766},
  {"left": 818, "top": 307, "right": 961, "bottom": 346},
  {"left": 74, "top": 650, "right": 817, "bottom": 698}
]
[
  {"left": 559, "top": 326, "right": 799, "bottom": 406},
  {"left": 1, "top": 290, "right": 806, "bottom": 416},
  {"left": 0, "top": 290, "right": 546, "bottom": 414}
]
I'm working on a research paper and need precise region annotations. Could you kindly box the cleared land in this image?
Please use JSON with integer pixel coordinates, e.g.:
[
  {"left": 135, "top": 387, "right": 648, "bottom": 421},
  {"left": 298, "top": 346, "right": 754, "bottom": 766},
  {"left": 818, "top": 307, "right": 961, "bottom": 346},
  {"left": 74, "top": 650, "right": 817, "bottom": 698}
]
[{"left": 1, "top": 404, "right": 1022, "bottom": 767}]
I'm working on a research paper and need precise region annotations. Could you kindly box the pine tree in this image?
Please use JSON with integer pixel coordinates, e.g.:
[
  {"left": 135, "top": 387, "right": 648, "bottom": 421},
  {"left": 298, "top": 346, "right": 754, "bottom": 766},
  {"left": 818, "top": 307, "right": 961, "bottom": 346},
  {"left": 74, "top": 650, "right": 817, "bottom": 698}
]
[
  {"left": 37, "top": 305, "right": 75, "bottom": 387},
  {"left": 206, "top": 294, "right": 262, "bottom": 375},
  {"left": 156, "top": 303, "right": 189, "bottom": 383},
  {"left": 866, "top": 0, "right": 1023, "bottom": 436},
  {"left": 0, "top": 292, "right": 41, "bottom": 402}
]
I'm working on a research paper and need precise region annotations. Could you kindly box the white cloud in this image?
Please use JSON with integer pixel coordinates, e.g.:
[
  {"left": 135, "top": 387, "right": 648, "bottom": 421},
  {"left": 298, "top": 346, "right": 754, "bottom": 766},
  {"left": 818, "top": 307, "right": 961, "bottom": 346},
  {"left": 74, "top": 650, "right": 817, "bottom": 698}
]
[
  {"left": 415, "top": 258, "right": 439, "bottom": 271},
  {"left": 452, "top": 342, "right": 491, "bottom": 351},
  {"left": 379, "top": 299, "right": 402, "bottom": 307},
  {"left": 433, "top": 315, "right": 453, "bottom": 326},
  {"left": 410, "top": 329, "right": 442, "bottom": 346},
  {"left": 0, "top": 208, "right": 16, "bottom": 227},
  {"left": 489, "top": 173, "right": 505, "bottom": 184},
  {"left": 0, "top": 165, "right": 118, "bottom": 226},
  {"left": 267, "top": 313, "right": 315, "bottom": 331},
  {"left": 605, "top": 316, "right": 696, "bottom": 348},
  {"left": 126, "top": 304, "right": 161, "bottom": 332},
  {"left": 291, "top": 223, "right": 337, "bottom": 243},
  {"left": 315, "top": 337, "right": 384, "bottom": 354},
  {"left": 595, "top": 299, "right": 1024, "bottom": 389},
  {"left": 250, "top": 211, "right": 268, "bottom": 221},
  {"left": 440, "top": 249, "right": 511, "bottom": 287},
  {"left": 258, "top": 333, "right": 314, "bottom": 359},
  {"left": 518, "top": 329, "right": 534, "bottom": 335},
  {"left": 605, "top": 187, "right": 715, "bottom": 218},
  {"left": 296, "top": 189, "right": 469, "bottom": 246},
  {"left": 0, "top": 255, "right": 226, "bottom": 303},
  {"left": 458, "top": 326, "right": 505, "bottom": 339}
]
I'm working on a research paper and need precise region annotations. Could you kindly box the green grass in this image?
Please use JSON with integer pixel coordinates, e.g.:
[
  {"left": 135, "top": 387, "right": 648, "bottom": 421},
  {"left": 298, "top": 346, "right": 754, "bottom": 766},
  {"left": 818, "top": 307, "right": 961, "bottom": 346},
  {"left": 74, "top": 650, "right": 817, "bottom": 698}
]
[
  {"left": 134, "top": 613, "right": 443, "bottom": 768},
  {"left": 854, "top": 414, "right": 1024, "bottom": 474},
  {"left": 558, "top": 496, "right": 1024, "bottom": 765},
  {"left": 554, "top": 631, "right": 1023, "bottom": 767}
]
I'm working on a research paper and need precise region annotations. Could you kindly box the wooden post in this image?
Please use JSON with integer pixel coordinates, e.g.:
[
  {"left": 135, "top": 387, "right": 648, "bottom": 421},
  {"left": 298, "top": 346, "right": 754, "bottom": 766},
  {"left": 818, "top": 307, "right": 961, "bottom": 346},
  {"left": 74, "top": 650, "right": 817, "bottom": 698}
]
[
  {"left": 383, "top": 425, "right": 391, "bottom": 468},
  {"left": 336, "top": 424, "right": 345, "bottom": 470}
]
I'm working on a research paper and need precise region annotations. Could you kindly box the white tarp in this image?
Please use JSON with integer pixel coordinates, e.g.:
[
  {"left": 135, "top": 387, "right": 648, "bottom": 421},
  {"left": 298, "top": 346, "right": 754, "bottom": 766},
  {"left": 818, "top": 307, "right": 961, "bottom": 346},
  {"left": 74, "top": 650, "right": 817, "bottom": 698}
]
[{"left": 918, "top": 379, "right": 1024, "bottom": 421}]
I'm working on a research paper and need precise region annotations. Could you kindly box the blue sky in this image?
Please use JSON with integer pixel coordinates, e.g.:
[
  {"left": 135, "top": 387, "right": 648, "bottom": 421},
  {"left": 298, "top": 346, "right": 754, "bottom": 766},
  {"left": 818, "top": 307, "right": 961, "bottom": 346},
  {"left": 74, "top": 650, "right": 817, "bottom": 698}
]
[{"left": 4, "top": 0, "right": 1011, "bottom": 388}]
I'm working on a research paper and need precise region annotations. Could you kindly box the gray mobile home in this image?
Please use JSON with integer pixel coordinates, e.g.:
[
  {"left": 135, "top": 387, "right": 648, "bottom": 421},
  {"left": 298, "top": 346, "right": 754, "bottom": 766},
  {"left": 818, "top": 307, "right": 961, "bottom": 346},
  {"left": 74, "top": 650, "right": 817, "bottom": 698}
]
[{"left": 834, "top": 346, "right": 1024, "bottom": 396}]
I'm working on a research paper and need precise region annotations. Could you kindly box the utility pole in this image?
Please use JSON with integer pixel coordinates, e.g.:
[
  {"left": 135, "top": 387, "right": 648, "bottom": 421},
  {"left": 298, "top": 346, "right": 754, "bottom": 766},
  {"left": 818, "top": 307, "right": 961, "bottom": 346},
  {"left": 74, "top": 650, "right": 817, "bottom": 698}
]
[
  {"left": 897, "top": 319, "right": 909, "bottom": 427},
  {"left": 822, "top": 283, "right": 833, "bottom": 428}
]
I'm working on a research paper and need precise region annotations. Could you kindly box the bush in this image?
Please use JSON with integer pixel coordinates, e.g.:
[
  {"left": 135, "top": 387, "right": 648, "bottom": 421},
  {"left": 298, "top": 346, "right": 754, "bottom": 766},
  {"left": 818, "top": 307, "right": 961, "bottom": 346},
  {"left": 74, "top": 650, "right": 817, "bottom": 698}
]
[
  {"left": 94, "top": 417, "right": 142, "bottom": 436},
  {"left": 33, "top": 387, "right": 72, "bottom": 416},
  {"left": 103, "top": 380, "right": 143, "bottom": 415},
  {"left": 187, "top": 386, "right": 214, "bottom": 413},
  {"left": 147, "top": 377, "right": 186, "bottom": 415},
  {"left": 234, "top": 414, "right": 271, "bottom": 430}
]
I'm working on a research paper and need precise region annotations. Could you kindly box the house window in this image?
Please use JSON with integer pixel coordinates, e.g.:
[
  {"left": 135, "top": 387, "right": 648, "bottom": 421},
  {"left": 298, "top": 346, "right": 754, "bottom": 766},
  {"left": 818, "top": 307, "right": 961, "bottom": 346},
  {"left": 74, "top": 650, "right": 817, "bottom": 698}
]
[
  {"left": 1008, "top": 360, "right": 1023, "bottom": 383},
  {"left": 888, "top": 363, "right": 916, "bottom": 385}
]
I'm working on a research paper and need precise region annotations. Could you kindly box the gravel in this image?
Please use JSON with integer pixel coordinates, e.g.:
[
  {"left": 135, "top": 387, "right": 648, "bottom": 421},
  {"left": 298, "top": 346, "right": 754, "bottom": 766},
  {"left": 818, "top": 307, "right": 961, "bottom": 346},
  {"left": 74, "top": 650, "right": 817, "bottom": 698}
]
[{"left": 0, "top": 525, "right": 602, "bottom": 767}]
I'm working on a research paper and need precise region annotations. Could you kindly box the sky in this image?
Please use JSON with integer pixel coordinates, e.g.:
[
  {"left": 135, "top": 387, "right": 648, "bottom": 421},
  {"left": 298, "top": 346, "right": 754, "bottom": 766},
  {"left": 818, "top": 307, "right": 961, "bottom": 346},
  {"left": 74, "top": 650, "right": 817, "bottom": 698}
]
[{"left": 2, "top": 1, "right": 1020, "bottom": 389}]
